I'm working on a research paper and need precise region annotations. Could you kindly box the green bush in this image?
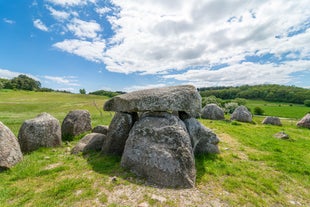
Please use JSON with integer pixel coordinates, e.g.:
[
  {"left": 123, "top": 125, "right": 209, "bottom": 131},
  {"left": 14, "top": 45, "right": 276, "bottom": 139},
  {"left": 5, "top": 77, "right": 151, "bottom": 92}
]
[
  {"left": 254, "top": 107, "right": 264, "bottom": 115},
  {"left": 304, "top": 100, "right": 310, "bottom": 107},
  {"left": 224, "top": 102, "right": 239, "bottom": 114},
  {"left": 202, "top": 95, "right": 223, "bottom": 107}
]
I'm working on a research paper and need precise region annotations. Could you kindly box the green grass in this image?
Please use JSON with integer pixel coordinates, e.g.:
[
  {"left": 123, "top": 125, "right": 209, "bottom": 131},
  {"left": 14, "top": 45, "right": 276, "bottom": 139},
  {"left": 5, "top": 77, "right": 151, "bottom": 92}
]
[
  {"left": 246, "top": 99, "right": 309, "bottom": 119},
  {"left": 1, "top": 90, "right": 309, "bottom": 206},
  {"left": 0, "top": 90, "right": 113, "bottom": 135}
]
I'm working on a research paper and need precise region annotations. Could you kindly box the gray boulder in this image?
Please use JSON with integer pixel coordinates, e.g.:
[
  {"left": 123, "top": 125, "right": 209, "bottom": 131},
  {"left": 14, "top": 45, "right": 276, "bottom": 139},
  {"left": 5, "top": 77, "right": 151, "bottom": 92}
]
[
  {"left": 92, "top": 125, "right": 108, "bottom": 135},
  {"left": 18, "top": 113, "right": 61, "bottom": 153},
  {"left": 297, "top": 113, "right": 310, "bottom": 128},
  {"left": 183, "top": 118, "right": 220, "bottom": 154},
  {"left": 71, "top": 133, "right": 106, "bottom": 154},
  {"left": 101, "top": 112, "right": 137, "bottom": 156},
  {"left": 231, "top": 106, "right": 252, "bottom": 123},
  {"left": 201, "top": 104, "right": 225, "bottom": 120},
  {"left": 262, "top": 116, "right": 282, "bottom": 126},
  {"left": 104, "top": 85, "right": 201, "bottom": 118},
  {"left": 61, "top": 110, "right": 92, "bottom": 141},
  {"left": 121, "top": 112, "right": 196, "bottom": 188},
  {"left": 0, "top": 121, "right": 23, "bottom": 171}
]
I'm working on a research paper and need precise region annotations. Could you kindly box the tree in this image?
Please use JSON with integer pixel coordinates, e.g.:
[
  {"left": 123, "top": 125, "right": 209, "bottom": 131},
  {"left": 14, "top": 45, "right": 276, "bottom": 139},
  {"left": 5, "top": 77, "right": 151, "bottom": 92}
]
[
  {"left": 254, "top": 107, "right": 264, "bottom": 115},
  {"left": 0, "top": 78, "right": 9, "bottom": 89},
  {"left": 304, "top": 100, "right": 310, "bottom": 107},
  {"left": 79, "top": 88, "right": 86, "bottom": 94},
  {"left": 7, "top": 75, "right": 41, "bottom": 91}
]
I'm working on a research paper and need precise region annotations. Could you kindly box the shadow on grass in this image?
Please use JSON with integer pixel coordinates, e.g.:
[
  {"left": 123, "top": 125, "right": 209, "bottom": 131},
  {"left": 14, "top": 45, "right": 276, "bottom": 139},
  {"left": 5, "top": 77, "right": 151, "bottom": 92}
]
[
  {"left": 195, "top": 153, "right": 219, "bottom": 183},
  {"left": 84, "top": 152, "right": 142, "bottom": 184},
  {"left": 85, "top": 150, "right": 220, "bottom": 187}
]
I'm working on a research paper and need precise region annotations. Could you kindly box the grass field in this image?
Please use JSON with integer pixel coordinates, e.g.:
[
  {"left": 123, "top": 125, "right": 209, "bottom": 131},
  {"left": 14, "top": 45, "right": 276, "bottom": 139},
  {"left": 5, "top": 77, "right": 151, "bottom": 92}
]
[{"left": 0, "top": 90, "right": 309, "bottom": 206}]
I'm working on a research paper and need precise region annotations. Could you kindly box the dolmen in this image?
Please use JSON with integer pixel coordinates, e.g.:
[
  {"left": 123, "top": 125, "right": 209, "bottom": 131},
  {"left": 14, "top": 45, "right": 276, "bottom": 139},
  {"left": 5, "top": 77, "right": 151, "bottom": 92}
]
[{"left": 103, "top": 85, "right": 220, "bottom": 188}]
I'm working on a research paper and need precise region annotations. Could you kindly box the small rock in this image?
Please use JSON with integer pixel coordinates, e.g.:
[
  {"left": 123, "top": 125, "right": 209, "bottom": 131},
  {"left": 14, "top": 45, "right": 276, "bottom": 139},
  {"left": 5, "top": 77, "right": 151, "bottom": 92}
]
[
  {"left": 92, "top": 125, "right": 109, "bottom": 135},
  {"left": 111, "top": 176, "right": 117, "bottom": 182},
  {"left": 274, "top": 131, "right": 289, "bottom": 139},
  {"left": 151, "top": 194, "right": 167, "bottom": 203},
  {"left": 138, "top": 202, "right": 149, "bottom": 207}
]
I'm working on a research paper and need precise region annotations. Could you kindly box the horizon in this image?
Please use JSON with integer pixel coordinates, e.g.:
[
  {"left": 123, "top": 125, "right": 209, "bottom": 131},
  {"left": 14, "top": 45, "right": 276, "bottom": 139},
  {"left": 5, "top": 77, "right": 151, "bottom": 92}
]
[{"left": 0, "top": 0, "right": 309, "bottom": 93}]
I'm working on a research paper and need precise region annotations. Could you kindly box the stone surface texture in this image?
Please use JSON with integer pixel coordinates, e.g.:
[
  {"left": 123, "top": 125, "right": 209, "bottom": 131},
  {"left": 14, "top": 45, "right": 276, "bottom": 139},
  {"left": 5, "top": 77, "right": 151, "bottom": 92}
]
[
  {"left": 92, "top": 125, "right": 108, "bottom": 135},
  {"left": 18, "top": 113, "right": 61, "bottom": 153},
  {"left": 61, "top": 110, "right": 92, "bottom": 140},
  {"left": 101, "top": 112, "right": 137, "bottom": 156},
  {"left": 0, "top": 121, "right": 23, "bottom": 170},
  {"left": 183, "top": 118, "right": 220, "bottom": 154},
  {"left": 274, "top": 131, "right": 290, "bottom": 139},
  {"left": 121, "top": 112, "right": 196, "bottom": 188},
  {"left": 231, "top": 106, "right": 252, "bottom": 123},
  {"left": 104, "top": 85, "right": 201, "bottom": 117},
  {"left": 262, "top": 116, "right": 282, "bottom": 126},
  {"left": 297, "top": 113, "right": 310, "bottom": 128},
  {"left": 71, "top": 133, "right": 106, "bottom": 154},
  {"left": 201, "top": 104, "right": 225, "bottom": 120}
]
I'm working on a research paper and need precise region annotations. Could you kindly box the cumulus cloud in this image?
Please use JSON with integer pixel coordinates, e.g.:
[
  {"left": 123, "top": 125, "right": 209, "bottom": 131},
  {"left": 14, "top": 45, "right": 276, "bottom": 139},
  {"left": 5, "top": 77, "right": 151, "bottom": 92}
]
[
  {"left": 45, "top": 0, "right": 309, "bottom": 87},
  {"left": 0, "top": 68, "right": 21, "bottom": 79},
  {"left": 44, "top": 75, "right": 80, "bottom": 86},
  {"left": 164, "top": 60, "right": 310, "bottom": 87},
  {"left": 124, "top": 83, "right": 167, "bottom": 92},
  {"left": 67, "top": 18, "right": 102, "bottom": 39},
  {"left": 102, "top": 0, "right": 310, "bottom": 75},
  {"left": 0, "top": 68, "right": 40, "bottom": 81},
  {"left": 33, "top": 19, "right": 48, "bottom": 31},
  {"left": 46, "top": 6, "right": 70, "bottom": 20},
  {"left": 95, "top": 7, "right": 111, "bottom": 16},
  {"left": 53, "top": 39, "right": 105, "bottom": 62},
  {"left": 47, "top": 0, "right": 96, "bottom": 7}
]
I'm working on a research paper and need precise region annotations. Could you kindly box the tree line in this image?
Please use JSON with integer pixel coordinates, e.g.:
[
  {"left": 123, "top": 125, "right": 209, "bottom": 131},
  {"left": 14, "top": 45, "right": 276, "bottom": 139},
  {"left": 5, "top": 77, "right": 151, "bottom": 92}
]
[
  {"left": 199, "top": 84, "right": 310, "bottom": 104},
  {"left": 0, "top": 75, "right": 71, "bottom": 93}
]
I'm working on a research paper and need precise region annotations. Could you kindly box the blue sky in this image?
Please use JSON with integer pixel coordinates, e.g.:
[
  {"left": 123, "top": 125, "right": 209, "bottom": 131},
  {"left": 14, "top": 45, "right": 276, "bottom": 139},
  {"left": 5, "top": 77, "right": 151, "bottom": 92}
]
[{"left": 0, "top": 0, "right": 309, "bottom": 93}]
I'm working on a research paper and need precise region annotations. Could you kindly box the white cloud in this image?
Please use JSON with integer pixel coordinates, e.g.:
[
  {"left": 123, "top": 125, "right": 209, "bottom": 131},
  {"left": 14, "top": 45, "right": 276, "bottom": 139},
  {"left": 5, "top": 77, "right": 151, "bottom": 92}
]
[
  {"left": 124, "top": 83, "right": 167, "bottom": 92},
  {"left": 44, "top": 75, "right": 80, "bottom": 86},
  {"left": 33, "top": 19, "right": 48, "bottom": 31},
  {"left": 164, "top": 60, "right": 310, "bottom": 88},
  {"left": 46, "top": 6, "right": 70, "bottom": 20},
  {"left": 44, "top": 0, "right": 309, "bottom": 88},
  {"left": 67, "top": 18, "right": 101, "bottom": 39},
  {"left": 47, "top": 0, "right": 96, "bottom": 7},
  {"left": 53, "top": 39, "right": 105, "bottom": 62},
  {"left": 95, "top": 7, "right": 111, "bottom": 16},
  {"left": 0, "top": 68, "right": 21, "bottom": 79},
  {"left": 0, "top": 68, "right": 40, "bottom": 81},
  {"left": 102, "top": 0, "right": 310, "bottom": 76},
  {"left": 3, "top": 18, "right": 15, "bottom": 24}
]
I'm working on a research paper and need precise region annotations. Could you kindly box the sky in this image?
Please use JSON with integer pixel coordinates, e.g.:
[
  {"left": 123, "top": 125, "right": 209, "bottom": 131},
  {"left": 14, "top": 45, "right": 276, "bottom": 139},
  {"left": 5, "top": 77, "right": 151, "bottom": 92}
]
[{"left": 0, "top": 0, "right": 309, "bottom": 93}]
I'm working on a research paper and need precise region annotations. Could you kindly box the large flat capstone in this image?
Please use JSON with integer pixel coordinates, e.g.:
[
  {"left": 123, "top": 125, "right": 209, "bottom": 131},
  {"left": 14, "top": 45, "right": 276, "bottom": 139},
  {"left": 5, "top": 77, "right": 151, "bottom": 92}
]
[{"left": 103, "top": 85, "right": 201, "bottom": 117}]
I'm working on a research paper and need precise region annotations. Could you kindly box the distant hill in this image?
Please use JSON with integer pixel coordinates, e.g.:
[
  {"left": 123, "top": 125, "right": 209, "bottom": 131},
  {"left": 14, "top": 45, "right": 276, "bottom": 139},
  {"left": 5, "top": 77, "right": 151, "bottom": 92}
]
[
  {"left": 198, "top": 84, "right": 310, "bottom": 104},
  {"left": 89, "top": 90, "right": 125, "bottom": 98}
]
